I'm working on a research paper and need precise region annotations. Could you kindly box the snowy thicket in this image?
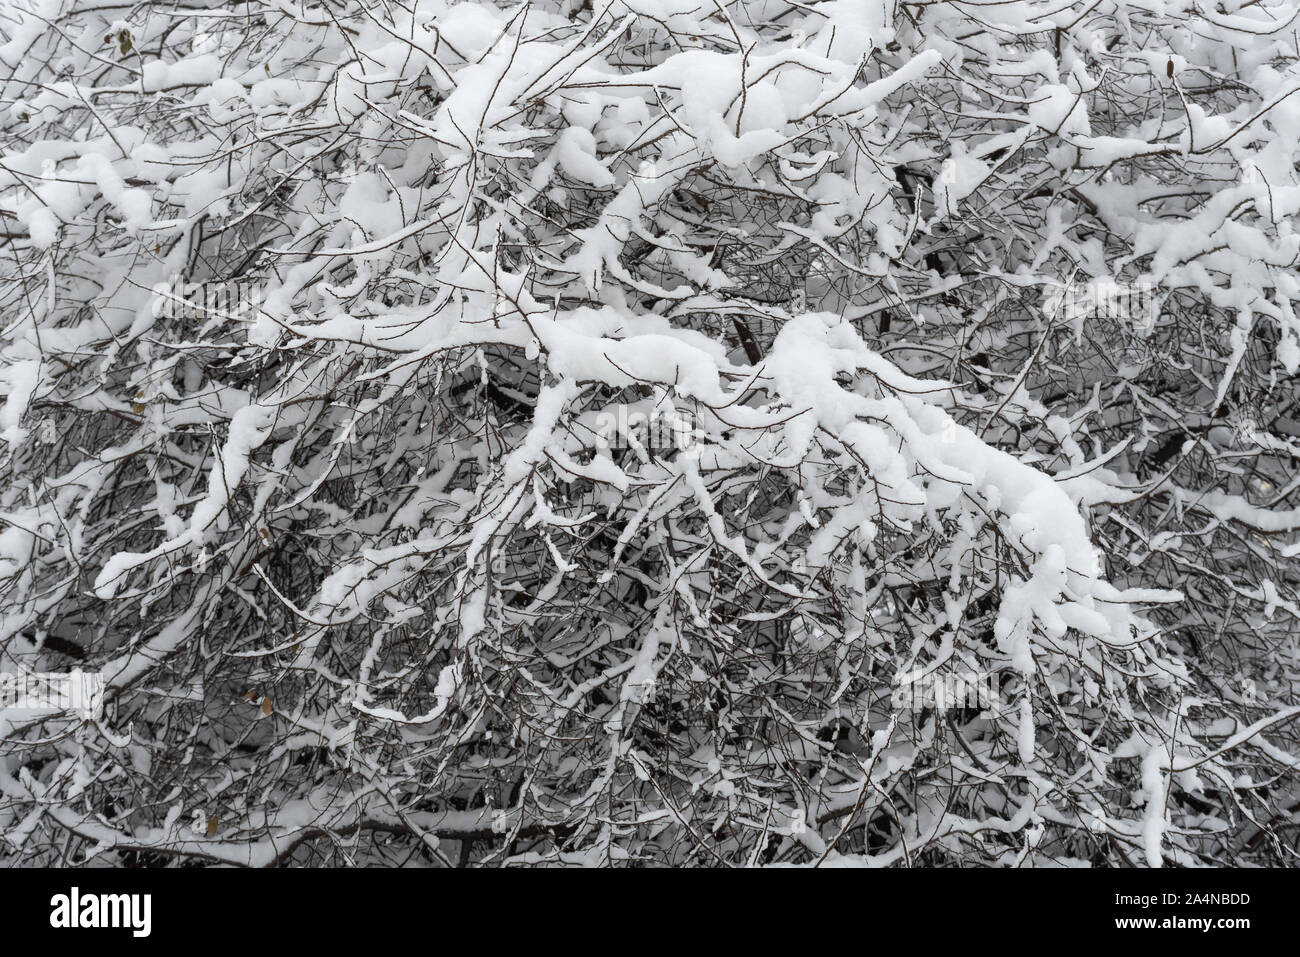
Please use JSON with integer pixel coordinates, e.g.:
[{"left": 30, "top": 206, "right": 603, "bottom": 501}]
[{"left": 2, "top": 0, "right": 1299, "bottom": 867}]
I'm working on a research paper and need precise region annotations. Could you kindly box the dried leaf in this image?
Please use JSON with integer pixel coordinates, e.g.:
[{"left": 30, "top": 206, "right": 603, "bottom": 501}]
[
  {"left": 206, "top": 815, "right": 218, "bottom": 837},
  {"left": 261, "top": 697, "right": 273, "bottom": 716}
]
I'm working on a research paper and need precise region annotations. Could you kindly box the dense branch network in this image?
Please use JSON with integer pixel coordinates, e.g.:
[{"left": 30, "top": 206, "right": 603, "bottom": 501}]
[{"left": 0, "top": 0, "right": 1298, "bottom": 866}]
